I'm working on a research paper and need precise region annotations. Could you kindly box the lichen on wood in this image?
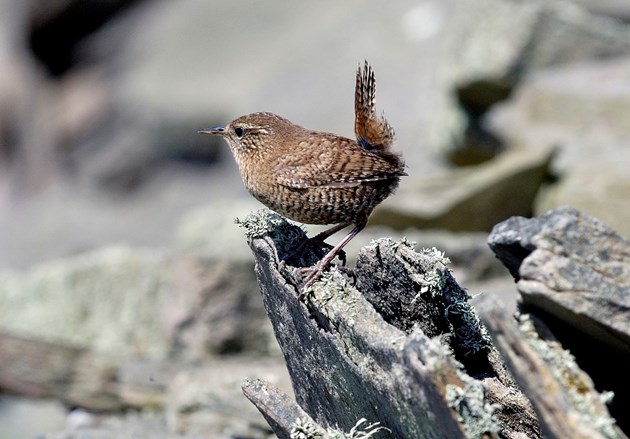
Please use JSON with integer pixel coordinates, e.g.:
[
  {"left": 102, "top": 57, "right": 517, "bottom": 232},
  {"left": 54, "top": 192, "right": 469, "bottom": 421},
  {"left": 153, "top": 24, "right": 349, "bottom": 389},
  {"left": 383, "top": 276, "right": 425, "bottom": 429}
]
[{"left": 238, "top": 209, "right": 538, "bottom": 438}]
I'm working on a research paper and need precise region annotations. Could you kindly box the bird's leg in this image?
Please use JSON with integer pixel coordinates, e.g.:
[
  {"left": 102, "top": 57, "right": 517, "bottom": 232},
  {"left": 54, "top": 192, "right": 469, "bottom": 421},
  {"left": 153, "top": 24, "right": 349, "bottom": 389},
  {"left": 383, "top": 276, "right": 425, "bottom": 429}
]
[
  {"left": 311, "top": 223, "right": 350, "bottom": 243},
  {"left": 285, "top": 223, "right": 349, "bottom": 266},
  {"left": 301, "top": 219, "right": 367, "bottom": 290}
]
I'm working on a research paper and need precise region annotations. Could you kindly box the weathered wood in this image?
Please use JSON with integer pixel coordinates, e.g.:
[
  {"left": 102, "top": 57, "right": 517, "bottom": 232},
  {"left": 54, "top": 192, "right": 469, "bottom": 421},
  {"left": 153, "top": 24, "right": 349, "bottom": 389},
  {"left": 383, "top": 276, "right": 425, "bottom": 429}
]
[
  {"left": 242, "top": 378, "right": 317, "bottom": 439},
  {"left": 238, "top": 210, "right": 538, "bottom": 438},
  {"left": 476, "top": 294, "right": 624, "bottom": 439}
]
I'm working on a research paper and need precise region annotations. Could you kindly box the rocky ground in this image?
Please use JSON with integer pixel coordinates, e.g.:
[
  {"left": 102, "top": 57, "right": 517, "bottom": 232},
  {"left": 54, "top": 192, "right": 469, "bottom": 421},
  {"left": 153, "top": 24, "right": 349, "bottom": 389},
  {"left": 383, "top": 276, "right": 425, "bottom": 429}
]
[{"left": 0, "top": 0, "right": 629, "bottom": 437}]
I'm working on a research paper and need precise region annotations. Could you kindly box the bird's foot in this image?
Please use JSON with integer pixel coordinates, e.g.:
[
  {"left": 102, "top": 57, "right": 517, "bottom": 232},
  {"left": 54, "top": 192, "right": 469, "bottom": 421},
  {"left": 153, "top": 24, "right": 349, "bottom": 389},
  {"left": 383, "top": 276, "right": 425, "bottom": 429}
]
[
  {"left": 297, "top": 263, "right": 326, "bottom": 301},
  {"left": 297, "top": 263, "right": 355, "bottom": 301},
  {"left": 300, "top": 263, "right": 325, "bottom": 288}
]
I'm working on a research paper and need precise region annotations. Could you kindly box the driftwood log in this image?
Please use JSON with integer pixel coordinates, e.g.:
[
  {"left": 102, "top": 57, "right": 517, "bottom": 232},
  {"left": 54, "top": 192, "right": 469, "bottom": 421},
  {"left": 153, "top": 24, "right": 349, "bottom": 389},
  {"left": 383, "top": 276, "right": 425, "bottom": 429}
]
[{"left": 239, "top": 208, "right": 627, "bottom": 439}]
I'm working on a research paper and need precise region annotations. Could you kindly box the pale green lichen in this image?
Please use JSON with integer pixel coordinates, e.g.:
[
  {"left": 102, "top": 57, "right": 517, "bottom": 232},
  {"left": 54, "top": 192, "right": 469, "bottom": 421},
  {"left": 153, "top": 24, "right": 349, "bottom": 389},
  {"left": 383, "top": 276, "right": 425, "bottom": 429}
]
[
  {"left": 411, "top": 247, "right": 451, "bottom": 300},
  {"left": 518, "top": 315, "right": 619, "bottom": 438},
  {"left": 444, "top": 292, "right": 493, "bottom": 357},
  {"left": 301, "top": 268, "right": 351, "bottom": 306},
  {"left": 369, "top": 239, "right": 451, "bottom": 300},
  {"left": 235, "top": 209, "right": 306, "bottom": 247},
  {"left": 370, "top": 236, "right": 417, "bottom": 253},
  {"left": 291, "top": 418, "right": 324, "bottom": 439},
  {"left": 290, "top": 418, "right": 389, "bottom": 439},
  {"left": 405, "top": 243, "right": 491, "bottom": 357},
  {"left": 446, "top": 379, "right": 500, "bottom": 438}
]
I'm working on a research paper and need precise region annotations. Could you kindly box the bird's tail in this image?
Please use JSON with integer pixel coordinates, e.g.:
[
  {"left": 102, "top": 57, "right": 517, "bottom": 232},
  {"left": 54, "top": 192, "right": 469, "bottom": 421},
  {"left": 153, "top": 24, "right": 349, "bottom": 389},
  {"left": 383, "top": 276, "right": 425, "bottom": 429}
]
[{"left": 354, "top": 61, "right": 403, "bottom": 170}]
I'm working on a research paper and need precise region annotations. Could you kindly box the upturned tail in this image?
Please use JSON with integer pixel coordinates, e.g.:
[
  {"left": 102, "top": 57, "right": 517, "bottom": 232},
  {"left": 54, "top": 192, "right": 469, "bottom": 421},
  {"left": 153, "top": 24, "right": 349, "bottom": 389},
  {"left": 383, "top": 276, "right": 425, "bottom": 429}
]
[{"left": 354, "top": 61, "right": 402, "bottom": 169}]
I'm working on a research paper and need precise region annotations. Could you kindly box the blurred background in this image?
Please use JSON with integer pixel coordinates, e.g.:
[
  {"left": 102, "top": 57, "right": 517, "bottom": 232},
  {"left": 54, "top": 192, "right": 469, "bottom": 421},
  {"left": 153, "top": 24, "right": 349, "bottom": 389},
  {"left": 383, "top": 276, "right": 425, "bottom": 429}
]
[{"left": 1, "top": 0, "right": 629, "bottom": 437}]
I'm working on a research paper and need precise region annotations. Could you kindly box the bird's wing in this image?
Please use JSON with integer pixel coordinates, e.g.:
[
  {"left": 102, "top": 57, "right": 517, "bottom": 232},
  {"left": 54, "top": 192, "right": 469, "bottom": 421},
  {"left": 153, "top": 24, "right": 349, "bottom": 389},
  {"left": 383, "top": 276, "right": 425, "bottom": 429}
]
[{"left": 274, "top": 136, "right": 404, "bottom": 189}]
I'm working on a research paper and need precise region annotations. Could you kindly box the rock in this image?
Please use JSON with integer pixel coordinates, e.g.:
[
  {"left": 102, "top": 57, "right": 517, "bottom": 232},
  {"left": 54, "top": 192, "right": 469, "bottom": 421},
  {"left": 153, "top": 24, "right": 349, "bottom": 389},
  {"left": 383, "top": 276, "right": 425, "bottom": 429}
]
[
  {"left": 39, "top": 357, "right": 289, "bottom": 439},
  {"left": 4, "top": 0, "right": 630, "bottom": 269},
  {"left": 0, "top": 329, "right": 282, "bottom": 421},
  {"left": 0, "top": 395, "right": 66, "bottom": 439},
  {"left": 0, "top": 244, "right": 272, "bottom": 361},
  {"left": 487, "top": 58, "right": 630, "bottom": 237},
  {"left": 371, "top": 144, "right": 555, "bottom": 231},
  {"left": 46, "top": 411, "right": 178, "bottom": 439},
  {"left": 236, "top": 210, "right": 538, "bottom": 438},
  {"left": 167, "top": 251, "right": 272, "bottom": 358},
  {"left": 0, "top": 331, "right": 171, "bottom": 411},
  {"left": 488, "top": 206, "right": 630, "bottom": 433},
  {"left": 76, "top": 0, "right": 630, "bottom": 186},
  {"left": 568, "top": 0, "right": 630, "bottom": 21},
  {"left": 448, "top": 0, "right": 630, "bottom": 164},
  {"left": 536, "top": 169, "right": 630, "bottom": 241},
  {"left": 0, "top": 246, "right": 171, "bottom": 358},
  {"left": 165, "top": 359, "right": 289, "bottom": 438},
  {"left": 487, "top": 207, "right": 630, "bottom": 339},
  {"left": 492, "top": 59, "right": 630, "bottom": 140}
]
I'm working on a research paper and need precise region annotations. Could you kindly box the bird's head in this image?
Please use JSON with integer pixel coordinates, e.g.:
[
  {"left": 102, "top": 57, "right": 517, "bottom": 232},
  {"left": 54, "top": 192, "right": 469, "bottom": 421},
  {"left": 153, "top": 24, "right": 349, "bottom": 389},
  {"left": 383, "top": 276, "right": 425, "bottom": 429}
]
[{"left": 199, "top": 112, "right": 292, "bottom": 159}]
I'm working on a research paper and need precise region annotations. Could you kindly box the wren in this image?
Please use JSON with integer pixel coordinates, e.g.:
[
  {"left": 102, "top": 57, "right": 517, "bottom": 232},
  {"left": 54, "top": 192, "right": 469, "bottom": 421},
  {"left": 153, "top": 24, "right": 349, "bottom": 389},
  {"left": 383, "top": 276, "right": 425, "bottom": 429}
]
[{"left": 200, "top": 61, "right": 406, "bottom": 288}]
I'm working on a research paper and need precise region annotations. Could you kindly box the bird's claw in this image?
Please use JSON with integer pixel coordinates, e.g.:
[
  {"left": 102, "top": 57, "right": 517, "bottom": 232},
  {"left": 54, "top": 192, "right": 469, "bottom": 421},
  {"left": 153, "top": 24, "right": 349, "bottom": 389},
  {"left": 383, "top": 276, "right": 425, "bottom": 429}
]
[
  {"left": 300, "top": 264, "right": 323, "bottom": 289},
  {"left": 297, "top": 262, "right": 355, "bottom": 301}
]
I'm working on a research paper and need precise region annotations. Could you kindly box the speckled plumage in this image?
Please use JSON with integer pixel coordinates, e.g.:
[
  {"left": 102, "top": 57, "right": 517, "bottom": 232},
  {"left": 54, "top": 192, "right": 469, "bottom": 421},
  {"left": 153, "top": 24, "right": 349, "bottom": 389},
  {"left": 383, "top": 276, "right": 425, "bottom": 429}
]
[{"left": 200, "top": 62, "right": 406, "bottom": 288}]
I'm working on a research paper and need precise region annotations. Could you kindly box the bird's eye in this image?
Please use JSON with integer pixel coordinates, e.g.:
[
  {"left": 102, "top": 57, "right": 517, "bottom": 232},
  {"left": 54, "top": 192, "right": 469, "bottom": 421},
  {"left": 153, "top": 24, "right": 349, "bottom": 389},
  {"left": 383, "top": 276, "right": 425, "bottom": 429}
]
[{"left": 234, "top": 127, "right": 244, "bottom": 138}]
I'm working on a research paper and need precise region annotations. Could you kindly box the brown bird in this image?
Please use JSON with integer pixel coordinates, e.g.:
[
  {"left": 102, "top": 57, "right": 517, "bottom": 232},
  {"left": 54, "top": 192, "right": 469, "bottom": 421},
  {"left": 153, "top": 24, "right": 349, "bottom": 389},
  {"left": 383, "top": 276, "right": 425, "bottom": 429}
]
[{"left": 200, "top": 61, "right": 406, "bottom": 288}]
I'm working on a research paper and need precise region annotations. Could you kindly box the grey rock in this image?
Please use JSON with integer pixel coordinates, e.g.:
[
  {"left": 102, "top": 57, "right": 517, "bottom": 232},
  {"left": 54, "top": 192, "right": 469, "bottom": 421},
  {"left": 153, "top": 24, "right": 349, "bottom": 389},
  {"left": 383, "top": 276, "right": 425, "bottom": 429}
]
[
  {"left": 167, "top": 251, "right": 273, "bottom": 358},
  {"left": 165, "top": 359, "right": 289, "bottom": 438},
  {"left": 372, "top": 145, "right": 555, "bottom": 231},
  {"left": 568, "top": 0, "right": 630, "bottom": 21},
  {"left": 0, "top": 244, "right": 272, "bottom": 361},
  {"left": 0, "top": 246, "right": 171, "bottom": 358},
  {"left": 488, "top": 207, "right": 630, "bottom": 322},
  {"left": 4, "top": 0, "right": 630, "bottom": 271},
  {"left": 448, "top": 0, "right": 630, "bottom": 162},
  {"left": 0, "top": 332, "right": 132, "bottom": 411},
  {"left": 0, "top": 395, "right": 66, "bottom": 439},
  {"left": 488, "top": 206, "right": 630, "bottom": 433},
  {"left": 35, "top": 357, "right": 289, "bottom": 438},
  {"left": 75, "top": 0, "right": 630, "bottom": 187},
  {"left": 536, "top": 169, "right": 630, "bottom": 239},
  {"left": 237, "top": 210, "right": 538, "bottom": 439},
  {"left": 487, "top": 58, "right": 630, "bottom": 237}
]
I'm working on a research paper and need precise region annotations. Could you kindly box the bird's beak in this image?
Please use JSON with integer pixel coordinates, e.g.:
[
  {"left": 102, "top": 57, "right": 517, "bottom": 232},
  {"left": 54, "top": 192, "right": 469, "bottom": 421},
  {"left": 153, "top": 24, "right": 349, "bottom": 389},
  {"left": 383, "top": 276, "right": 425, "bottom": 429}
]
[{"left": 198, "top": 126, "right": 225, "bottom": 136}]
